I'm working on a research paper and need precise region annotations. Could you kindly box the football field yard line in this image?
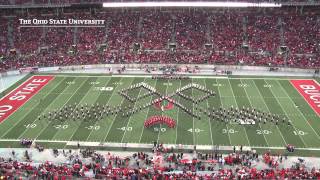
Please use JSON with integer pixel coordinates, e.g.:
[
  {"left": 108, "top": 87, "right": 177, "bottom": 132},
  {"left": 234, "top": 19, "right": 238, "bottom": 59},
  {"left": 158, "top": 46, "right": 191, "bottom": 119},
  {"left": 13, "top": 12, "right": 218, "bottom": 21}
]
[
  {"left": 92, "top": 78, "right": 129, "bottom": 142},
  {"left": 191, "top": 78, "right": 196, "bottom": 145},
  {"left": 0, "top": 77, "right": 65, "bottom": 139},
  {"left": 216, "top": 79, "right": 232, "bottom": 145},
  {"left": 249, "top": 79, "right": 287, "bottom": 146},
  {"left": 227, "top": 79, "right": 251, "bottom": 146},
  {"left": 139, "top": 79, "right": 175, "bottom": 144},
  {"left": 120, "top": 78, "right": 147, "bottom": 143},
  {"left": 155, "top": 80, "right": 169, "bottom": 144},
  {"left": 36, "top": 77, "right": 98, "bottom": 141},
  {"left": 103, "top": 78, "right": 138, "bottom": 143},
  {"left": 264, "top": 80, "right": 308, "bottom": 147},
  {"left": 156, "top": 80, "right": 179, "bottom": 144},
  {"left": 4, "top": 75, "right": 320, "bottom": 150},
  {"left": 174, "top": 79, "right": 194, "bottom": 145},
  {"left": 203, "top": 79, "right": 214, "bottom": 146},
  {"left": 62, "top": 77, "right": 112, "bottom": 142},
  {"left": 85, "top": 78, "right": 124, "bottom": 142},
  {"left": 50, "top": 77, "right": 99, "bottom": 141},
  {"left": 192, "top": 79, "right": 212, "bottom": 146},
  {"left": 276, "top": 80, "right": 320, "bottom": 141},
  {"left": 85, "top": 78, "right": 122, "bottom": 142},
  {"left": 68, "top": 77, "right": 115, "bottom": 142},
  {"left": 269, "top": 80, "right": 320, "bottom": 148},
  {"left": 230, "top": 79, "right": 267, "bottom": 146},
  {"left": 240, "top": 79, "right": 270, "bottom": 147},
  {"left": 42, "top": 77, "right": 93, "bottom": 141},
  {"left": 3, "top": 77, "right": 73, "bottom": 139},
  {"left": 70, "top": 77, "right": 115, "bottom": 141},
  {"left": 19, "top": 77, "right": 87, "bottom": 139},
  {"left": 253, "top": 79, "right": 306, "bottom": 147},
  {"left": 209, "top": 79, "right": 231, "bottom": 146},
  {"left": 37, "top": 78, "right": 94, "bottom": 140},
  {"left": 137, "top": 79, "right": 160, "bottom": 144},
  {"left": 174, "top": 80, "right": 182, "bottom": 145}
]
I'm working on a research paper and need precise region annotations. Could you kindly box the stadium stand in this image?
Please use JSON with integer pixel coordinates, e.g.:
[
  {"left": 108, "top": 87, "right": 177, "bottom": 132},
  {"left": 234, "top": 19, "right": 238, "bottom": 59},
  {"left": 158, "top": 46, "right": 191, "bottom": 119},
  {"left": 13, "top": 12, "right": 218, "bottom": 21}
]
[
  {"left": 0, "top": 145, "right": 320, "bottom": 179},
  {"left": 0, "top": 1, "right": 320, "bottom": 179},
  {"left": 0, "top": 9, "right": 319, "bottom": 70},
  {"left": 0, "top": 0, "right": 317, "bottom": 5}
]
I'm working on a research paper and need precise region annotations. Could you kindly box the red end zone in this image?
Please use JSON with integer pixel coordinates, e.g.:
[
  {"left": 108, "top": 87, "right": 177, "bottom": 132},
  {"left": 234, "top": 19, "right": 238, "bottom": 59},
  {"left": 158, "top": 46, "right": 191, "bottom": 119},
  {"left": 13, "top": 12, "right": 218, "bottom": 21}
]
[
  {"left": 290, "top": 79, "right": 320, "bottom": 116},
  {"left": 0, "top": 75, "right": 54, "bottom": 123}
]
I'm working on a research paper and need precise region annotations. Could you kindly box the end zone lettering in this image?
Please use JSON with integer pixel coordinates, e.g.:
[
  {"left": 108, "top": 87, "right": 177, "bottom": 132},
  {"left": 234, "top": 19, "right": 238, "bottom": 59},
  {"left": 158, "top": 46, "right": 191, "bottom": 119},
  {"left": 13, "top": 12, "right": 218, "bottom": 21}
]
[
  {"left": 0, "top": 76, "right": 54, "bottom": 123},
  {"left": 290, "top": 79, "right": 320, "bottom": 116}
]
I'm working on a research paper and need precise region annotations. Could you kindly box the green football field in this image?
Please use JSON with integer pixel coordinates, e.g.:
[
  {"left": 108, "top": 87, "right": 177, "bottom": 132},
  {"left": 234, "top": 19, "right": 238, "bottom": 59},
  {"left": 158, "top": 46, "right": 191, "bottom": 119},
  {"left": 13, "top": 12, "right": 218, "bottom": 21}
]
[{"left": 0, "top": 74, "right": 320, "bottom": 155}]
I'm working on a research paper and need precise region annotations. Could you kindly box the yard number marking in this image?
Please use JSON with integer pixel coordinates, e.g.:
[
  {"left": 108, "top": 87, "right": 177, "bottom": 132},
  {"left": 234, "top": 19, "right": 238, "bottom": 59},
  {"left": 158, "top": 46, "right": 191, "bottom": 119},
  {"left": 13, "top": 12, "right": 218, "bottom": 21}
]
[
  {"left": 212, "top": 83, "right": 223, "bottom": 87},
  {"left": 163, "top": 82, "right": 172, "bottom": 86},
  {"left": 154, "top": 127, "right": 166, "bottom": 132},
  {"left": 53, "top": 125, "right": 68, "bottom": 129},
  {"left": 238, "top": 84, "right": 248, "bottom": 87},
  {"left": 113, "top": 82, "right": 123, "bottom": 86},
  {"left": 85, "top": 126, "right": 100, "bottom": 130},
  {"left": 188, "top": 128, "right": 203, "bottom": 133},
  {"left": 117, "top": 126, "right": 132, "bottom": 131},
  {"left": 90, "top": 81, "right": 100, "bottom": 85},
  {"left": 293, "top": 130, "right": 307, "bottom": 136},
  {"left": 256, "top": 129, "right": 272, "bottom": 135},
  {"left": 95, "top": 87, "right": 114, "bottom": 91},
  {"left": 66, "top": 81, "right": 75, "bottom": 85},
  {"left": 24, "top": 123, "right": 37, "bottom": 129},
  {"left": 222, "top": 128, "right": 238, "bottom": 134}
]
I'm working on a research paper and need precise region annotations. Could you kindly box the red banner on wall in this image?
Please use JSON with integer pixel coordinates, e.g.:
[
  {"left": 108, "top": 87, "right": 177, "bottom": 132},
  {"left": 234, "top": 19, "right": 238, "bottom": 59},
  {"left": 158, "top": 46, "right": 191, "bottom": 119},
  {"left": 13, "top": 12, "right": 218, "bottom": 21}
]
[
  {"left": 0, "top": 75, "right": 54, "bottom": 123},
  {"left": 290, "top": 79, "right": 320, "bottom": 116}
]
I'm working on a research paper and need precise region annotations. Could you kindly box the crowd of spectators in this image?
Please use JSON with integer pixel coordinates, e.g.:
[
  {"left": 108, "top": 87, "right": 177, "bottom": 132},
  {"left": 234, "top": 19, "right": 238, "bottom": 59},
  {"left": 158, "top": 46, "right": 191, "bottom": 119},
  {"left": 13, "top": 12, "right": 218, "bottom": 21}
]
[
  {"left": 0, "top": 0, "right": 316, "bottom": 6},
  {"left": 0, "top": 9, "right": 319, "bottom": 71},
  {"left": 0, "top": 143, "right": 320, "bottom": 179}
]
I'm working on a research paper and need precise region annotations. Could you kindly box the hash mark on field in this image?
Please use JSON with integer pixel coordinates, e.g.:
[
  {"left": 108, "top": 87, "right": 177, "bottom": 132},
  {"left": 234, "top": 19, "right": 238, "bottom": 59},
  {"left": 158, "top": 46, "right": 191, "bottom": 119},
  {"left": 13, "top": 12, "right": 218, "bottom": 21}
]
[
  {"left": 52, "top": 77, "right": 99, "bottom": 142},
  {"left": 216, "top": 79, "right": 232, "bottom": 145},
  {"left": 264, "top": 80, "right": 308, "bottom": 147},
  {"left": 121, "top": 78, "right": 147, "bottom": 143},
  {"left": 86, "top": 78, "right": 120, "bottom": 142},
  {"left": 227, "top": 79, "right": 251, "bottom": 146},
  {"left": 156, "top": 79, "right": 170, "bottom": 144},
  {"left": 1, "top": 77, "right": 63, "bottom": 139},
  {"left": 102, "top": 78, "right": 132, "bottom": 143},
  {"left": 174, "top": 80, "right": 182, "bottom": 145},
  {"left": 204, "top": 79, "right": 214, "bottom": 146},
  {"left": 276, "top": 80, "right": 320, "bottom": 141},
  {"left": 250, "top": 79, "right": 287, "bottom": 146},
  {"left": 240, "top": 79, "right": 270, "bottom": 147},
  {"left": 33, "top": 78, "right": 89, "bottom": 141}
]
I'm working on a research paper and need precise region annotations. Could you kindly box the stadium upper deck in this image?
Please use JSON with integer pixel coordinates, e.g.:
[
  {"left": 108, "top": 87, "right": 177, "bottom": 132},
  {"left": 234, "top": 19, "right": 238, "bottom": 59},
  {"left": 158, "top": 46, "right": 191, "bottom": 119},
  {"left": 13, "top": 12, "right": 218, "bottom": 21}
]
[
  {"left": 0, "top": 0, "right": 315, "bottom": 6},
  {"left": 0, "top": 8, "right": 319, "bottom": 71}
]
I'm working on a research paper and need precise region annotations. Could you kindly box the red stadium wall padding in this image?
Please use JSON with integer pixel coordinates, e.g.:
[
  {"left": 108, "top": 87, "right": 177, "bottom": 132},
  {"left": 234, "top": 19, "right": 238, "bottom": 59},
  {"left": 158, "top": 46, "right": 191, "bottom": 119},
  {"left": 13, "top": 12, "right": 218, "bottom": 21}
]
[{"left": 144, "top": 116, "right": 176, "bottom": 128}]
